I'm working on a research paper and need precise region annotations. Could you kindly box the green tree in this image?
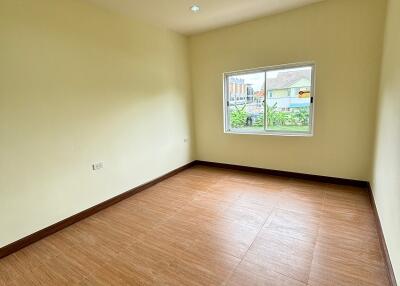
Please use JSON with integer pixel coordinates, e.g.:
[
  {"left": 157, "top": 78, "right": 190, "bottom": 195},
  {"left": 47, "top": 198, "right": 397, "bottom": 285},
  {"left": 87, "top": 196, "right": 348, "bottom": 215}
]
[
  {"left": 276, "top": 111, "right": 289, "bottom": 126},
  {"left": 231, "top": 105, "right": 248, "bottom": 128},
  {"left": 266, "top": 103, "right": 278, "bottom": 127},
  {"left": 295, "top": 107, "right": 309, "bottom": 125},
  {"left": 254, "top": 113, "right": 264, "bottom": 127}
]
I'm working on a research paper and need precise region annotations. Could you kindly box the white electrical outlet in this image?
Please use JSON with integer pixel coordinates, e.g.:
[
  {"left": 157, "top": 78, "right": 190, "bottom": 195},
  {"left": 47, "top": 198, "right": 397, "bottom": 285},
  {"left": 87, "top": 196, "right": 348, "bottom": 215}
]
[{"left": 92, "top": 162, "right": 104, "bottom": 171}]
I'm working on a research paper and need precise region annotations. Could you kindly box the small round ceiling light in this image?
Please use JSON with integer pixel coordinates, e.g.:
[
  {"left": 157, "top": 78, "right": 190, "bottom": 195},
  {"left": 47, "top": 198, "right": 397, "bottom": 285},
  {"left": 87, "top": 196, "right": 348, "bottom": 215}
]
[{"left": 190, "top": 4, "right": 200, "bottom": 13}]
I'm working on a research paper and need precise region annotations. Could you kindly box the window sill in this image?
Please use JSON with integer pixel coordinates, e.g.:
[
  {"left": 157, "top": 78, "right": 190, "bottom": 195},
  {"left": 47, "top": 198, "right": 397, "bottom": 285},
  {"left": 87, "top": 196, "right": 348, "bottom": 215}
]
[{"left": 224, "top": 130, "right": 314, "bottom": 137}]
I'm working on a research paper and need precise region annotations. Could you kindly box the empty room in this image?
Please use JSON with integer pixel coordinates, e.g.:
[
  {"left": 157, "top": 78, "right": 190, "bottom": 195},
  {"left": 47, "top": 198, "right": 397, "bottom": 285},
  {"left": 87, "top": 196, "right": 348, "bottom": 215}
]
[{"left": 1, "top": 0, "right": 399, "bottom": 285}]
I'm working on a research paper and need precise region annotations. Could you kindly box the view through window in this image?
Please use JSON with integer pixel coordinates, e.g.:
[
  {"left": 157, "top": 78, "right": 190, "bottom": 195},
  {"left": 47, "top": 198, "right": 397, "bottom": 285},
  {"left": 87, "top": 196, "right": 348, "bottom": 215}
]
[{"left": 224, "top": 64, "right": 314, "bottom": 135}]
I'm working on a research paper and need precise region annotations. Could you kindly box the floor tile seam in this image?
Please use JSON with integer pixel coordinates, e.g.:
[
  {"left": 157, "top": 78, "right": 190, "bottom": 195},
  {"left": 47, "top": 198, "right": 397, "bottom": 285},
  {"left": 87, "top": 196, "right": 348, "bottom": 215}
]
[
  {"left": 226, "top": 258, "right": 310, "bottom": 286},
  {"left": 306, "top": 260, "right": 389, "bottom": 286},
  {"left": 219, "top": 206, "right": 277, "bottom": 286},
  {"left": 306, "top": 190, "right": 327, "bottom": 284}
]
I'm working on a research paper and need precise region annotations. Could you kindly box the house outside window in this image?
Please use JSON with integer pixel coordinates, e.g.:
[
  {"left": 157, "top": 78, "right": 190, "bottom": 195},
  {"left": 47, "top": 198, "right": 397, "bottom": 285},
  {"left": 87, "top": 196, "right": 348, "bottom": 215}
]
[{"left": 223, "top": 63, "right": 315, "bottom": 136}]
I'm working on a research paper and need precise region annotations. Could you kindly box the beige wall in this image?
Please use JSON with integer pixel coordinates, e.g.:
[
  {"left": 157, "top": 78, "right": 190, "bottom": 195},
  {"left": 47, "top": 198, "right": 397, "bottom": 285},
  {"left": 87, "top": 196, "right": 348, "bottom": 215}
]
[
  {"left": 0, "top": 0, "right": 193, "bottom": 247},
  {"left": 371, "top": 0, "right": 400, "bottom": 281},
  {"left": 189, "top": 0, "right": 386, "bottom": 180}
]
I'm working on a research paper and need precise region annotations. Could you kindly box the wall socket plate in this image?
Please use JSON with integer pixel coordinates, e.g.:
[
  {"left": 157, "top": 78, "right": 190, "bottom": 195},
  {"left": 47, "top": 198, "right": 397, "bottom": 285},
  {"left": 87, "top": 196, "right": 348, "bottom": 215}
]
[{"left": 92, "top": 162, "right": 104, "bottom": 171}]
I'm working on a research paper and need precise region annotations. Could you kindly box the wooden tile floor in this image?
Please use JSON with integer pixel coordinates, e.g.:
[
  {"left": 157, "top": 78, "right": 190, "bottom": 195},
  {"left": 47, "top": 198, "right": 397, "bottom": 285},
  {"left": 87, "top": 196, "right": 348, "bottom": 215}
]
[{"left": 0, "top": 166, "right": 390, "bottom": 285}]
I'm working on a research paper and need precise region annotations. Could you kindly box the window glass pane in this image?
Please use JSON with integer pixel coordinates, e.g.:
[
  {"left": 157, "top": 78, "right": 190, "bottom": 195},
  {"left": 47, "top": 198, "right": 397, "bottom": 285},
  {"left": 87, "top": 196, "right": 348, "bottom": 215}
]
[
  {"left": 265, "top": 66, "right": 312, "bottom": 133},
  {"left": 227, "top": 72, "right": 265, "bottom": 132}
]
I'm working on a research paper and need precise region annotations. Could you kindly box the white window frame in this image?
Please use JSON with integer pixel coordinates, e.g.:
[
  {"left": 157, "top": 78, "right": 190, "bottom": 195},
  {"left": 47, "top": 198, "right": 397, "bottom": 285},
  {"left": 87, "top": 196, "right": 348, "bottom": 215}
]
[{"left": 223, "top": 62, "right": 316, "bottom": 137}]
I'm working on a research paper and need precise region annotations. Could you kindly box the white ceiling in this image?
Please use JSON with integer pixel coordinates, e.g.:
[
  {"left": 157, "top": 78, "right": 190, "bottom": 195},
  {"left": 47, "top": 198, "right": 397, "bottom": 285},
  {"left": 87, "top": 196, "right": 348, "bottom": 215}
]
[{"left": 86, "top": 0, "right": 324, "bottom": 35}]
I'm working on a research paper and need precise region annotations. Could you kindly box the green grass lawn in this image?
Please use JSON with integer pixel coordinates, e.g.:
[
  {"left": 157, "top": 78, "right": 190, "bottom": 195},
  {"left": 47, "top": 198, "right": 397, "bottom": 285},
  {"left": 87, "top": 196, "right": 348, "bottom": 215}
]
[
  {"left": 231, "top": 125, "right": 309, "bottom": 133},
  {"left": 266, "top": 125, "right": 310, "bottom": 132}
]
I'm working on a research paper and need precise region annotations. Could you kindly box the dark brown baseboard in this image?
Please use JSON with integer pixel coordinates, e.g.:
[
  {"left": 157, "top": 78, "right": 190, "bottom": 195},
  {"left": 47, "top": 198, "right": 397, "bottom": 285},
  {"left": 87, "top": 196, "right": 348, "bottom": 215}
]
[
  {"left": 194, "top": 160, "right": 369, "bottom": 187},
  {"left": 368, "top": 184, "right": 398, "bottom": 286},
  {"left": 0, "top": 161, "right": 195, "bottom": 259}
]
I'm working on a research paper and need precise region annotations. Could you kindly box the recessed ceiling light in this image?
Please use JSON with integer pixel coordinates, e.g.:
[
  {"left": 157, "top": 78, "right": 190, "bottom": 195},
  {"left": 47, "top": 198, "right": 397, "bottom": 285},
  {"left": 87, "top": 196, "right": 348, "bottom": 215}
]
[{"left": 190, "top": 4, "right": 200, "bottom": 13}]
